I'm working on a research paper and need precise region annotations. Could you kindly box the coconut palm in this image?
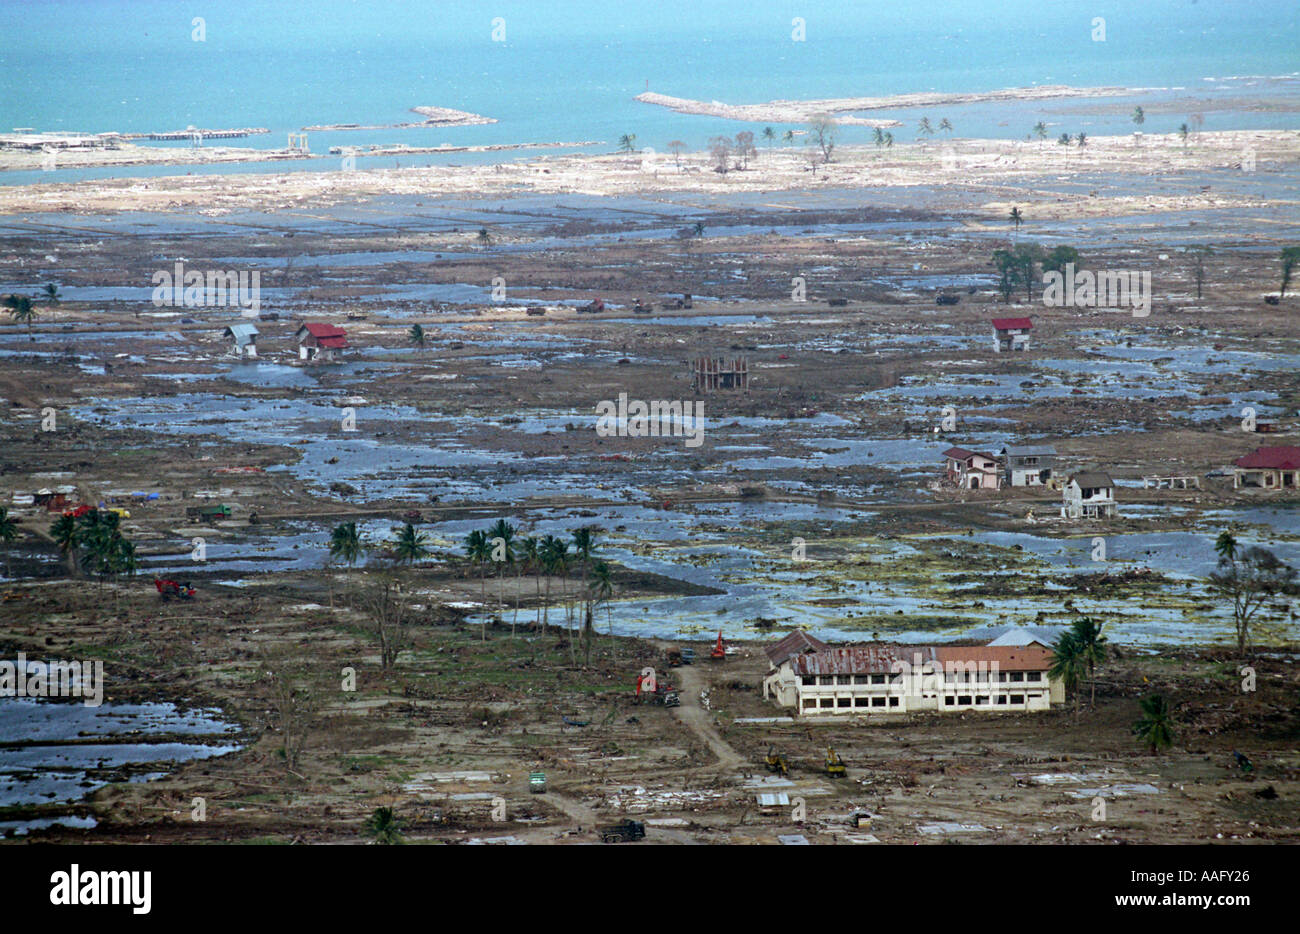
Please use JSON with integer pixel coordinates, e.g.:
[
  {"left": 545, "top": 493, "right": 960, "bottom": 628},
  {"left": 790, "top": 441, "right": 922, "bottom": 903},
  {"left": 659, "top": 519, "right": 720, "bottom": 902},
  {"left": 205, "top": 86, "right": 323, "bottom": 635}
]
[
  {"left": 364, "top": 806, "right": 403, "bottom": 844},
  {"left": 872, "top": 127, "right": 885, "bottom": 149},
  {"left": 1075, "top": 132, "right": 1087, "bottom": 148},
  {"left": 883, "top": 132, "right": 894, "bottom": 149},
  {"left": 617, "top": 133, "right": 638, "bottom": 153},
  {"left": 781, "top": 130, "right": 795, "bottom": 146},
  {"left": 329, "top": 521, "right": 365, "bottom": 605},
  {"left": 50, "top": 513, "right": 79, "bottom": 576},
  {"left": 4, "top": 294, "right": 36, "bottom": 337},
  {"left": 520, "top": 535, "right": 540, "bottom": 631},
  {"left": 1033, "top": 122, "right": 1048, "bottom": 147},
  {"left": 476, "top": 227, "right": 493, "bottom": 247},
  {"left": 590, "top": 559, "right": 615, "bottom": 658},
  {"left": 463, "top": 529, "right": 491, "bottom": 639},
  {"left": 1058, "top": 133, "right": 1072, "bottom": 147},
  {"left": 1050, "top": 630, "right": 1087, "bottom": 714},
  {"left": 570, "top": 527, "right": 598, "bottom": 663},
  {"left": 0, "top": 506, "right": 18, "bottom": 579},
  {"left": 1008, "top": 207, "right": 1024, "bottom": 241},
  {"left": 1071, "top": 616, "right": 1108, "bottom": 708},
  {"left": 916, "top": 117, "right": 934, "bottom": 142},
  {"left": 41, "top": 283, "right": 59, "bottom": 304},
  {"left": 1132, "top": 694, "right": 1174, "bottom": 754},
  {"left": 488, "top": 519, "right": 516, "bottom": 630},
  {"left": 538, "top": 534, "right": 566, "bottom": 636},
  {"left": 939, "top": 118, "right": 952, "bottom": 137},
  {"left": 762, "top": 126, "right": 775, "bottom": 148},
  {"left": 1131, "top": 106, "right": 1145, "bottom": 129},
  {"left": 692, "top": 222, "right": 705, "bottom": 238},
  {"left": 392, "top": 523, "right": 429, "bottom": 565},
  {"left": 1178, "top": 123, "right": 1190, "bottom": 148},
  {"left": 408, "top": 323, "right": 426, "bottom": 350},
  {"left": 1280, "top": 246, "right": 1300, "bottom": 298}
]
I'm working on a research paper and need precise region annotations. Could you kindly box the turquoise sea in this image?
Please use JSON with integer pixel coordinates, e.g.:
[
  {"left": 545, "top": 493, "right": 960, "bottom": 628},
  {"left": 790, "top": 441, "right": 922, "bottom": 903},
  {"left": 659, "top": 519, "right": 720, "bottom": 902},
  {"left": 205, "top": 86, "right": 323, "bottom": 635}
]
[{"left": 0, "top": 0, "right": 1296, "bottom": 184}]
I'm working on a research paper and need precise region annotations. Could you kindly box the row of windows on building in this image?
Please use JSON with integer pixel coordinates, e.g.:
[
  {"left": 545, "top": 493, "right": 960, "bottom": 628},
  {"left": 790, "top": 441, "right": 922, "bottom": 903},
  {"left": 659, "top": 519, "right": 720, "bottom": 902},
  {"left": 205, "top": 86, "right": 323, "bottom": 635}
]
[
  {"left": 800, "top": 671, "right": 1044, "bottom": 687},
  {"left": 801, "top": 693, "right": 1041, "bottom": 710}
]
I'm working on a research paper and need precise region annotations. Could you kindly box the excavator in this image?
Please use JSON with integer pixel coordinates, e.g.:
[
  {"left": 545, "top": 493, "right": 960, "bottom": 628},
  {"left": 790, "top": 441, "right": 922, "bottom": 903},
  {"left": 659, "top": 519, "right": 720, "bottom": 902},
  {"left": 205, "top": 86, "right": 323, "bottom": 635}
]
[
  {"left": 825, "top": 746, "right": 847, "bottom": 778},
  {"left": 765, "top": 745, "right": 790, "bottom": 777},
  {"left": 709, "top": 630, "right": 727, "bottom": 662}
]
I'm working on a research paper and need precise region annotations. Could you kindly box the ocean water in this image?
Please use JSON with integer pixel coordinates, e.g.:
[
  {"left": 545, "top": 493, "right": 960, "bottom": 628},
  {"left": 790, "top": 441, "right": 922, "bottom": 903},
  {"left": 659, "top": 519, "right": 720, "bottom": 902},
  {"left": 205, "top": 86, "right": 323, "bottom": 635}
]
[{"left": 0, "top": 0, "right": 1297, "bottom": 183}]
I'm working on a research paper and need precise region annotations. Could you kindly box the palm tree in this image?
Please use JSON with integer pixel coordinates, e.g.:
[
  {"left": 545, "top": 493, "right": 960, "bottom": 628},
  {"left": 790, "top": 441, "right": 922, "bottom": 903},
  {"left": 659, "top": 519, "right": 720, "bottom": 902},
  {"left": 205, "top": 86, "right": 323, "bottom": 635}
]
[
  {"left": 762, "top": 126, "right": 776, "bottom": 148},
  {"left": 1033, "top": 122, "right": 1048, "bottom": 147},
  {"left": 476, "top": 227, "right": 493, "bottom": 247},
  {"left": 329, "top": 522, "right": 364, "bottom": 604},
  {"left": 1075, "top": 132, "right": 1087, "bottom": 148},
  {"left": 392, "top": 523, "right": 429, "bottom": 565},
  {"left": 1071, "top": 616, "right": 1108, "bottom": 708},
  {"left": 617, "top": 133, "right": 638, "bottom": 153},
  {"left": 939, "top": 118, "right": 952, "bottom": 137},
  {"left": 1050, "top": 630, "right": 1087, "bottom": 715},
  {"left": 1132, "top": 694, "right": 1174, "bottom": 754},
  {"left": 1131, "top": 106, "right": 1145, "bottom": 130},
  {"left": 50, "top": 513, "right": 79, "bottom": 577},
  {"left": 571, "top": 527, "right": 598, "bottom": 664},
  {"left": 590, "top": 559, "right": 615, "bottom": 658},
  {"left": 883, "top": 132, "right": 894, "bottom": 149},
  {"left": 917, "top": 117, "right": 934, "bottom": 142},
  {"left": 520, "top": 536, "right": 540, "bottom": 631},
  {"left": 1178, "top": 123, "right": 1190, "bottom": 148},
  {"left": 4, "top": 295, "right": 36, "bottom": 337},
  {"left": 1058, "top": 133, "right": 1072, "bottom": 147},
  {"left": 1008, "top": 207, "right": 1023, "bottom": 241},
  {"left": 538, "top": 534, "right": 566, "bottom": 636},
  {"left": 488, "top": 519, "right": 516, "bottom": 631},
  {"left": 408, "top": 323, "right": 426, "bottom": 350},
  {"left": 42, "top": 283, "right": 59, "bottom": 304},
  {"left": 872, "top": 127, "right": 885, "bottom": 149},
  {"left": 364, "top": 806, "right": 403, "bottom": 844},
  {"left": 0, "top": 506, "right": 18, "bottom": 579},
  {"left": 781, "top": 130, "right": 795, "bottom": 146},
  {"left": 464, "top": 529, "right": 491, "bottom": 639},
  {"left": 1280, "top": 246, "right": 1300, "bottom": 298}
]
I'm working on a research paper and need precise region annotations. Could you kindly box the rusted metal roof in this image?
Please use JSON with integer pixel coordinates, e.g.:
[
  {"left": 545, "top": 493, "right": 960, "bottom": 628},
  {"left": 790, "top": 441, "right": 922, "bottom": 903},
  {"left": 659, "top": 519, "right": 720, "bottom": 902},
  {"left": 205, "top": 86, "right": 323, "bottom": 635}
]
[
  {"left": 1235, "top": 446, "right": 1300, "bottom": 470},
  {"left": 992, "top": 317, "right": 1033, "bottom": 330},
  {"left": 790, "top": 644, "right": 1052, "bottom": 675},
  {"left": 764, "top": 630, "right": 828, "bottom": 667}
]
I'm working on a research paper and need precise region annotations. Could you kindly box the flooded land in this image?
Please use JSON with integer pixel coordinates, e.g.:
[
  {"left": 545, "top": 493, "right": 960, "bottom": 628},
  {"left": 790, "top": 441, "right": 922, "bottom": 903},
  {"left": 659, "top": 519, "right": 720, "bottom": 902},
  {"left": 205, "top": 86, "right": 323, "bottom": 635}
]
[{"left": 0, "top": 137, "right": 1297, "bottom": 845}]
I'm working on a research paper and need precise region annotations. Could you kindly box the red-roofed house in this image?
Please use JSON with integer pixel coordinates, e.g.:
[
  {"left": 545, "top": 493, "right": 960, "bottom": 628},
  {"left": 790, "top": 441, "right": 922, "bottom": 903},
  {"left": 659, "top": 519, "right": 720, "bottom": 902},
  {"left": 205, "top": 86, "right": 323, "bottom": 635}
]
[
  {"left": 762, "top": 642, "right": 1065, "bottom": 715},
  {"left": 1234, "top": 446, "right": 1300, "bottom": 490},
  {"left": 295, "top": 322, "right": 348, "bottom": 362},
  {"left": 942, "top": 446, "right": 1002, "bottom": 489},
  {"left": 992, "top": 317, "right": 1032, "bottom": 353}
]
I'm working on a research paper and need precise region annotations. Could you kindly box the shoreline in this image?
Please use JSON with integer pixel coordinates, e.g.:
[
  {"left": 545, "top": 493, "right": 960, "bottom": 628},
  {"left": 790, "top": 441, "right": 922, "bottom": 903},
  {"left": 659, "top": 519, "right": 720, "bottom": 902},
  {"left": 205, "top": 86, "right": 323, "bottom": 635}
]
[{"left": 0, "top": 128, "right": 1294, "bottom": 217}]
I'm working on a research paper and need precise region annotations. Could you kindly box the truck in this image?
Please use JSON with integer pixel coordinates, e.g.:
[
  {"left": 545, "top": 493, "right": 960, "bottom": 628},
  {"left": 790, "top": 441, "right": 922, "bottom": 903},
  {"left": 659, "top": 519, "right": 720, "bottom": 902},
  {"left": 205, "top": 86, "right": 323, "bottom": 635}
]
[
  {"left": 599, "top": 819, "right": 646, "bottom": 844},
  {"left": 186, "top": 504, "right": 232, "bottom": 523},
  {"left": 528, "top": 772, "right": 547, "bottom": 794}
]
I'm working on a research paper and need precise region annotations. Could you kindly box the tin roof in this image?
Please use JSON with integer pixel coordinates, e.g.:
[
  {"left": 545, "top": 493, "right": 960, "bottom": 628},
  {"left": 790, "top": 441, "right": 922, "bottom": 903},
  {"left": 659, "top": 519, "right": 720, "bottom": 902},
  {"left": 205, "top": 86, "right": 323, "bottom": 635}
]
[
  {"left": 789, "top": 644, "right": 1053, "bottom": 676},
  {"left": 991, "top": 317, "right": 1033, "bottom": 331},
  {"left": 1235, "top": 446, "right": 1300, "bottom": 470},
  {"left": 224, "top": 323, "right": 259, "bottom": 344},
  {"left": 1002, "top": 444, "right": 1056, "bottom": 457},
  {"left": 764, "top": 630, "right": 828, "bottom": 667}
]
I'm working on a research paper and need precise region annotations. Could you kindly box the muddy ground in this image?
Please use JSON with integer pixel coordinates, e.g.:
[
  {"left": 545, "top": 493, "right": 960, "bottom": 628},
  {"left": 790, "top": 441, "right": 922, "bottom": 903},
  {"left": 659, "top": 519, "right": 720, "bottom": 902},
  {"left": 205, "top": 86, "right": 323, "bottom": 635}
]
[{"left": 0, "top": 150, "right": 1297, "bottom": 843}]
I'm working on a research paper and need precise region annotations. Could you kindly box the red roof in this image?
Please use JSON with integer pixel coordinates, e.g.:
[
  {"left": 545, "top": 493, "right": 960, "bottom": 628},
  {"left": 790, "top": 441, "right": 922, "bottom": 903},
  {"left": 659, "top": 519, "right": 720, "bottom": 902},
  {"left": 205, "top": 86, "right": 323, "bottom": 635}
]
[
  {"left": 298, "top": 322, "right": 348, "bottom": 348},
  {"left": 992, "top": 317, "right": 1033, "bottom": 331},
  {"left": 764, "top": 631, "right": 829, "bottom": 667},
  {"left": 1235, "top": 446, "right": 1300, "bottom": 470},
  {"left": 789, "top": 644, "right": 1052, "bottom": 676},
  {"left": 943, "top": 447, "right": 995, "bottom": 463}
]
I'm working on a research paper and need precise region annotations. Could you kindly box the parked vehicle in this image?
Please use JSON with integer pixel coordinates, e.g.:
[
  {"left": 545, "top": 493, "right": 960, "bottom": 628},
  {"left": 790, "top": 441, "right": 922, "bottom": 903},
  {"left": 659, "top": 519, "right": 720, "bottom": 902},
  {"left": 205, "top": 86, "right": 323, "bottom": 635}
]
[{"left": 599, "top": 819, "right": 646, "bottom": 843}]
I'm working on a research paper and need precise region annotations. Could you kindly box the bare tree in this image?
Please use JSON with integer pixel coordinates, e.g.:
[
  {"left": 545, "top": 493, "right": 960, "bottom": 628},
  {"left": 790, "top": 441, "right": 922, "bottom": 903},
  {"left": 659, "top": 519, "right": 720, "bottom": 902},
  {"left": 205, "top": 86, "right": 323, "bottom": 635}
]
[
  {"left": 361, "top": 573, "right": 412, "bottom": 671},
  {"left": 1210, "top": 533, "right": 1297, "bottom": 654},
  {"left": 667, "top": 139, "right": 686, "bottom": 168},
  {"left": 1186, "top": 245, "right": 1211, "bottom": 300},
  {"left": 258, "top": 649, "right": 322, "bottom": 772},
  {"left": 807, "top": 114, "right": 837, "bottom": 164},
  {"left": 708, "top": 136, "right": 732, "bottom": 173},
  {"left": 734, "top": 131, "right": 756, "bottom": 169}
]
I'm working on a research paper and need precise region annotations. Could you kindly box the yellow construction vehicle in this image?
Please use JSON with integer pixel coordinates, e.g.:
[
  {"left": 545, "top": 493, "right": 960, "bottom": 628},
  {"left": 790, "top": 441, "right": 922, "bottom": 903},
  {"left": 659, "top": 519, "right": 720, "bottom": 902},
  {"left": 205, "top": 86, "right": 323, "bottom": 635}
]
[
  {"left": 765, "top": 745, "right": 789, "bottom": 777},
  {"left": 825, "top": 746, "right": 847, "bottom": 778}
]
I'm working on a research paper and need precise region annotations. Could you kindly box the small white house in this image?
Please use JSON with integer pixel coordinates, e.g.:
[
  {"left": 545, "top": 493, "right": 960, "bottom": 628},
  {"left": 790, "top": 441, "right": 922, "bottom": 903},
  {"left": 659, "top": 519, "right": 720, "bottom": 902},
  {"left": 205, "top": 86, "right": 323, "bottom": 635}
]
[
  {"left": 1061, "top": 471, "right": 1118, "bottom": 519},
  {"left": 943, "top": 446, "right": 1002, "bottom": 490},
  {"left": 992, "top": 317, "right": 1032, "bottom": 353},
  {"left": 223, "top": 323, "right": 259, "bottom": 358}
]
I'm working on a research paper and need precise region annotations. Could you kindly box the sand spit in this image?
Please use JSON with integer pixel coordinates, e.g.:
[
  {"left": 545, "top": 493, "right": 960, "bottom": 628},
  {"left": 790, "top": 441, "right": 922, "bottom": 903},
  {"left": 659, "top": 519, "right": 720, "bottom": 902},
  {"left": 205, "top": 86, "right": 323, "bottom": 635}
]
[
  {"left": 634, "top": 84, "right": 1144, "bottom": 125},
  {"left": 305, "top": 106, "right": 497, "bottom": 131},
  {"left": 1, "top": 129, "right": 1293, "bottom": 217}
]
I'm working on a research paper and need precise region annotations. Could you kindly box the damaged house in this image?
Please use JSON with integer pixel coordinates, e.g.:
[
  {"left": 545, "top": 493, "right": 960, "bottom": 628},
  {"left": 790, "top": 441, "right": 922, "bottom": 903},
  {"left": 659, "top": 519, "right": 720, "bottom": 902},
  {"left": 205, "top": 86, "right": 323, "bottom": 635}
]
[
  {"left": 992, "top": 316, "right": 1032, "bottom": 353},
  {"left": 942, "top": 446, "right": 1002, "bottom": 490},
  {"left": 762, "top": 643, "right": 1064, "bottom": 716},
  {"left": 1061, "top": 471, "right": 1119, "bottom": 519},
  {"left": 1001, "top": 444, "right": 1056, "bottom": 486},
  {"left": 295, "top": 322, "right": 348, "bottom": 362},
  {"left": 1233, "top": 446, "right": 1300, "bottom": 490},
  {"left": 223, "top": 322, "right": 259, "bottom": 358}
]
